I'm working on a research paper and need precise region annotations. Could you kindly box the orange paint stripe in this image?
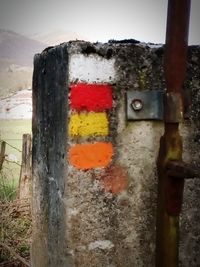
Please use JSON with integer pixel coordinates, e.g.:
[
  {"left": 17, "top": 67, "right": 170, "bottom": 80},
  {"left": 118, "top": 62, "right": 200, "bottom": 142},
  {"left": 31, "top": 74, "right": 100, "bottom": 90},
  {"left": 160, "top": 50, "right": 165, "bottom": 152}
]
[{"left": 69, "top": 142, "right": 113, "bottom": 169}]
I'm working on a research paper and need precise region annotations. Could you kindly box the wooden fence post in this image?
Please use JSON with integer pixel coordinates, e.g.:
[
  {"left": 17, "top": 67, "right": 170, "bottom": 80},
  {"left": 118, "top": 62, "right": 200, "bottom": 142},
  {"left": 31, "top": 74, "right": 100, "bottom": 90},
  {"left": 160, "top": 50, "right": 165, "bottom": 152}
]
[
  {"left": 19, "top": 134, "right": 32, "bottom": 199},
  {"left": 0, "top": 141, "right": 6, "bottom": 171}
]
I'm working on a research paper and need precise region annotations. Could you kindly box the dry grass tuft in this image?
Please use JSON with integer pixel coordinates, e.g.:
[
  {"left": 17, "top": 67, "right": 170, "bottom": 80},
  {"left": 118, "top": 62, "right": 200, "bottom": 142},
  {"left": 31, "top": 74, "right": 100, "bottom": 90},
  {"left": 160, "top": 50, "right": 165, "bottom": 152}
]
[{"left": 0, "top": 198, "right": 31, "bottom": 267}]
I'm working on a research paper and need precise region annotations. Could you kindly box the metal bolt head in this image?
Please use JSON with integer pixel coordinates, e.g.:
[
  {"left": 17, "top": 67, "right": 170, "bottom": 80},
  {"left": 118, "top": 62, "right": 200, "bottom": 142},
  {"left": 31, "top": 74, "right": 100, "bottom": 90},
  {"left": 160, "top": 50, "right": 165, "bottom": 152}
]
[{"left": 131, "top": 99, "right": 143, "bottom": 111}]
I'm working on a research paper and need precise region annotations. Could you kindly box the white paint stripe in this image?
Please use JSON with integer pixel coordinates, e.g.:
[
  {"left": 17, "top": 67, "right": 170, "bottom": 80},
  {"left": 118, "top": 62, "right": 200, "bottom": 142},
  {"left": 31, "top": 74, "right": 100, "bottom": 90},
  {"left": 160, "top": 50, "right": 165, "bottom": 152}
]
[{"left": 69, "top": 54, "right": 115, "bottom": 83}]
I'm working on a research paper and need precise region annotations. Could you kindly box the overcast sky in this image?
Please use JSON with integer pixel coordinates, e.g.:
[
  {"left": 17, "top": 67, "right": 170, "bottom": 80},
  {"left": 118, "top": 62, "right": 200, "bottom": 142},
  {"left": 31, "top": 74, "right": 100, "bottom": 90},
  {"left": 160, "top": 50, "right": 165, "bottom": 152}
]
[{"left": 0, "top": 0, "right": 199, "bottom": 44}]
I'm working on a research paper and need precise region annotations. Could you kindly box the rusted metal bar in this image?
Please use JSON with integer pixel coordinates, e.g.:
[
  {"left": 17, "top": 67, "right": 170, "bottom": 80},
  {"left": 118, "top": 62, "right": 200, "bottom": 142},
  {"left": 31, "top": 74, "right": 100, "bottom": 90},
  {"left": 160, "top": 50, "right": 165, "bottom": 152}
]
[
  {"left": 166, "top": 160, "right": 200, "bottom": 179},
  {"left": 156, "top": 0, "right": 191, "bottom": 266},
  {"left": 164, "top": 0, "right": 191, "bottom": 93}
]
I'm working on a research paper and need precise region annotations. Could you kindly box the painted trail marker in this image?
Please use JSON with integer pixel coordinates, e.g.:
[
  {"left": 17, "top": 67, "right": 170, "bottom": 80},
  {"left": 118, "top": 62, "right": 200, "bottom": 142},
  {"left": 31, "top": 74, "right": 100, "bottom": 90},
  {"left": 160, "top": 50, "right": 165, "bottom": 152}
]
[
  {"left": 70, "top": 83, "right": 113, "bottom": 112},
  {"left": 69, "top": 142, "right": 113, "bottom": 169},
  {"left": 68, "top": 61, "right": 115, "bottom": 171},
  {"left": 69, "top": 112, "right": 109, "bottom": 137}
]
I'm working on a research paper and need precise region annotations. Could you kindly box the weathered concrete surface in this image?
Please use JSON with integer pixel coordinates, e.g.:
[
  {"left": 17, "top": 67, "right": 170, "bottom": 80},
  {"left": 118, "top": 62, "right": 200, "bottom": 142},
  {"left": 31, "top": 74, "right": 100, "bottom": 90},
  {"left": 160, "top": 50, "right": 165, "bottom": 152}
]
[
  {"left": 32, "top": 41, "right": 200, "bottom": 267},
  {"left": 31, "top": 45, "right": 72, "bottom": 266},
  {"left": 179, "top": 46, "right": 200, "bottom": 267}
]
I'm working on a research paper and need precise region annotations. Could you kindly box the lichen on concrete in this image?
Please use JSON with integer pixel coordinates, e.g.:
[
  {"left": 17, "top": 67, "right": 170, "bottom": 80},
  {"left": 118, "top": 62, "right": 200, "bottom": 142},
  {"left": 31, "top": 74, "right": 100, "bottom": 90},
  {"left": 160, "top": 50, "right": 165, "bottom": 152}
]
[{"left": 179, "top": 45, "right": 200, "bottom": 267}]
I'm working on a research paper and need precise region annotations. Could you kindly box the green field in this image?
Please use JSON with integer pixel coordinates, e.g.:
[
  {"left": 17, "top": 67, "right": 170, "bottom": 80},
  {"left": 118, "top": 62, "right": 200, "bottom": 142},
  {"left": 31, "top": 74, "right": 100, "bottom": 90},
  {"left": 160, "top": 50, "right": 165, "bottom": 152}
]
[{"left": 0, "top": 120, "right": 31, "bottom": 180}]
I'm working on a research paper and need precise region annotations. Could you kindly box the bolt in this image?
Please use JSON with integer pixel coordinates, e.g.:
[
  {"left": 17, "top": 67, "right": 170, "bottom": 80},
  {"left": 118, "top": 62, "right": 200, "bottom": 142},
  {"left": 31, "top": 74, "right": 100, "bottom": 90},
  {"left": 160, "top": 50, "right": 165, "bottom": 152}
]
[{"left": 131, "top": 99, "right": 143, "bottom": 111}]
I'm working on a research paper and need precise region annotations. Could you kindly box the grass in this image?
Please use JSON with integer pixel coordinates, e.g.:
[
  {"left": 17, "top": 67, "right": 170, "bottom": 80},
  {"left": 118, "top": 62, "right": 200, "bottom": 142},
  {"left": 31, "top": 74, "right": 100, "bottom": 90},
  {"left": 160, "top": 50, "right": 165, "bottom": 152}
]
[
  {"left": 0, "top": 118, "right": 32, "bottom": 262},
  {"left": 0, "top": 119, "right": 31, "bottom": 180},
  {"left": 0, "top": 119, "right": 32, "bottom": 141},
  {"left": 0, "top": 198, "right": 31, "bottom": 265},
  {"left": 0, "top": 170, "right": 31, "bottom": 265},
  {"left": 0, "top": 120, "right": 32, "bottom": 265},
  {"left": 0, "top": 172, "right": 18, "bottom": 201}
]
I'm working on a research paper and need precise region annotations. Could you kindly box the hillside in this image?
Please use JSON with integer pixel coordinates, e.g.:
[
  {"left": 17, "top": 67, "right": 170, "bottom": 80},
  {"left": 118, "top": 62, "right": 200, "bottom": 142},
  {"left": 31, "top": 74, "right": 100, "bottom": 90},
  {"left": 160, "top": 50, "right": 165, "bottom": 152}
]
[
  {"left": 0, "top": 29, "right": 47, "bottom": 97},
  {"left": 0, "top": 29, "right": 86, "bottom": 97},
  {"left": 0, "top": 29, "right": 47, "bottom": 69}
]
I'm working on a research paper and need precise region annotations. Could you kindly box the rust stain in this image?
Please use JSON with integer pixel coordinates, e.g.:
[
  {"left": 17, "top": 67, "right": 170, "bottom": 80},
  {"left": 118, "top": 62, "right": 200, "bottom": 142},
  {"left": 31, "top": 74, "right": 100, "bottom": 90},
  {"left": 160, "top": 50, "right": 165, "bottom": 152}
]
[{"left": 100, "top": 165, "right": 128, "bottom": 194}]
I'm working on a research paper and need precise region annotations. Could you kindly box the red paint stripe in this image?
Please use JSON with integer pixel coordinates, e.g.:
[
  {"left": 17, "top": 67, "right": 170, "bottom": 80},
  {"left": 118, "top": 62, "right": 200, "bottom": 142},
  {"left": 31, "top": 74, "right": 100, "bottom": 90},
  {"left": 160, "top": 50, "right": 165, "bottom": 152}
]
[{"left": 70, "top": 83, "right": 112, "bottom": 111}]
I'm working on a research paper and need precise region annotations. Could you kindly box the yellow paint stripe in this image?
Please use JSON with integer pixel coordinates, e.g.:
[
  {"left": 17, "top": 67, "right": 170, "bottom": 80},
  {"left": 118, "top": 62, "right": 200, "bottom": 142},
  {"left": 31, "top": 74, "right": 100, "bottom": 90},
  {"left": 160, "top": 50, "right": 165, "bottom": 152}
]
[{"left": 69, "top": 112, "right": 109, "bottom": 137}]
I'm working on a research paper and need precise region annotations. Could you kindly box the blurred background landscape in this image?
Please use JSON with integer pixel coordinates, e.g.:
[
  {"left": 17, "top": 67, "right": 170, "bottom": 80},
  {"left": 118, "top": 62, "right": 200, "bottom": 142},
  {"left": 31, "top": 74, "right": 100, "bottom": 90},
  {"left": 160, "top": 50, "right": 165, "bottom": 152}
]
[
  {"left": 0, "top": 0, "right": 199, "bottom": 264},
  {"left": 0, "top": 29, "right": 84, "bottom": 265},
  {"left": 0, "top": 28, "right": 84, "bottom": 182},
  {"left": 0, "top": 0, "right": 199, "bottom": 182}
]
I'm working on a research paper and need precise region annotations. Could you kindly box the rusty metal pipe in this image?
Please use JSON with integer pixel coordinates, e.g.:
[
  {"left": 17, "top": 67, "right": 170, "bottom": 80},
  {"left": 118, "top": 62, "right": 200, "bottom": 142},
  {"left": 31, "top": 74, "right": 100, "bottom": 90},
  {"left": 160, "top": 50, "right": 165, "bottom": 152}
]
[
  {"left": 156, "top": 0, "right": 191, "bottom": 266},
  {"left": 165, "top": 0, "right": 191, "bottom": 92}
]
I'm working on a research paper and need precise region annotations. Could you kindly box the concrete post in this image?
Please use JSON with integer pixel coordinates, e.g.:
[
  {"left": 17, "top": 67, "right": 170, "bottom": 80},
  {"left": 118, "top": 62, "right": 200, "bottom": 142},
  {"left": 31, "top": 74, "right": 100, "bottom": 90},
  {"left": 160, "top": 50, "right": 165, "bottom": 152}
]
[{"left": 32, "top": 41, "right": 200, "bottom": 267}]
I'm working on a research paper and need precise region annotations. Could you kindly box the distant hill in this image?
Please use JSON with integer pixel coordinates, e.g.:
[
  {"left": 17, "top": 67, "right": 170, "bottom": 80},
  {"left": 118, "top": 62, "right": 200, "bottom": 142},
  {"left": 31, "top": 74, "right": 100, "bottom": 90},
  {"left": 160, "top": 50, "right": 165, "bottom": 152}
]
[
  {"left": 31, "top": 30, "right": 87, "bottom": 46},
  {"left": 0, "top": 29, "right": 86, "bottom": 97},
  {"left": 0, "top": 29, "right": 47, "bottom": 97},
  {"left": 0, "top": 29, "right": 47, "bottom": 69}
]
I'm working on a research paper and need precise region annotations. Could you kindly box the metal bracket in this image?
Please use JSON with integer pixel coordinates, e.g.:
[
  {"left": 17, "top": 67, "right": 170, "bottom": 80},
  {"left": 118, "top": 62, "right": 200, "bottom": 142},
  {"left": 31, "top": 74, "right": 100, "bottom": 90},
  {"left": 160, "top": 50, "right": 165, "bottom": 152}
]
[
  {"left": 126, "top": 90, "right": 190, "bottom": 121},
  {"left": 127, "top": 90, "right": 164, "bottom": 121}
]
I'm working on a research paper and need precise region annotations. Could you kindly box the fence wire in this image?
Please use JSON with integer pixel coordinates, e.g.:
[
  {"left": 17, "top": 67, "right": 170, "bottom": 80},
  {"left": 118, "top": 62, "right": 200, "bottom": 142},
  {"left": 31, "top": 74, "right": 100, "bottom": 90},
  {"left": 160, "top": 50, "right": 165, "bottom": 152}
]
[
  {"left": 0, "top": 139, "right": 22, "bottom": 153},
  {"left": 0, "top": 139, "right": 22, "bottom": 171}
]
